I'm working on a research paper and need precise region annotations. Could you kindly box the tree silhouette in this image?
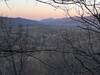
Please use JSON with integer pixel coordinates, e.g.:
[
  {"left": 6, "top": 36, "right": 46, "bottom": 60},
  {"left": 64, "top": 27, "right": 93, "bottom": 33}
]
[
  {"left": 36, "top": 0, "right": 100, "bottom": 75},
  {"left": 0, "top": 0, "right": 100, "bottom": 75}
]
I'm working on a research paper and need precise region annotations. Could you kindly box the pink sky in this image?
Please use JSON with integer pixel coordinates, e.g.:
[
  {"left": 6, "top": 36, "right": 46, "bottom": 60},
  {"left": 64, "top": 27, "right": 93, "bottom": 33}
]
[
  {"left": 0, "top": 0, "right": 65, "bottom": 20},
  {"left": 0, "top": 0, "right": 100, "bottom": 20}
]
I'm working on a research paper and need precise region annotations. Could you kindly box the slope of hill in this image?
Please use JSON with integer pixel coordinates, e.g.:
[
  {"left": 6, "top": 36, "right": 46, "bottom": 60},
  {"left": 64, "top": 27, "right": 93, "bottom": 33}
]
[
  {"left": 0, "top": 16, "right": 81, "bottom": 27},
  {"left": 0, "top": 17, "right": 45, "bottom": 26},
  {"left": 40, "top": 18, "right": 81, "bottom": 27}
]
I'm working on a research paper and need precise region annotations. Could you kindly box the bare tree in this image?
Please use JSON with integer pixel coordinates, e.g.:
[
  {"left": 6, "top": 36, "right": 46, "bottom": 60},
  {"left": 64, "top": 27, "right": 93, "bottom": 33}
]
[
  {"left": 1, "top": 0, "right": 100, "bottom": 75},
  {"left": 0, "top": 17, "right": 71, "bottom": 75},
  {"left": 35, "top": 0, "right": 100, "bottom": 75}
]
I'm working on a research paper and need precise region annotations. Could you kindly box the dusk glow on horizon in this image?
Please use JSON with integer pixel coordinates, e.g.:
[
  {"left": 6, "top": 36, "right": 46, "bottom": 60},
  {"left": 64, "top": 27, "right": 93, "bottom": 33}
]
[
  {"left": 0, "top": 0, "right": 66, "bottom": 20},
  {"left": 0, "top": 0, "right": 100, "bottom": 20}
]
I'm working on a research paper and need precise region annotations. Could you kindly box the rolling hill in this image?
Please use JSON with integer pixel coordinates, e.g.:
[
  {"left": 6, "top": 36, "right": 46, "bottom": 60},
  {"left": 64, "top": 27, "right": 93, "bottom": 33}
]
[{"left": 0, "top": 16, "right": 81, "bottom": 27}]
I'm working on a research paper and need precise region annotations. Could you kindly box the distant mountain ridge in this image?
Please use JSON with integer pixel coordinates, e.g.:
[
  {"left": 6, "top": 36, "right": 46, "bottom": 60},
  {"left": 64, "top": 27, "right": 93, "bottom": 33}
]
[
  {"left": 0, "top": 16, "right": 81, "bottom": 27},
  {"left": 40, "top": 18, "right": 81, "bottom": 27},
  {"left": 0, "top": 16, "right": 45, "bottom": 26}
]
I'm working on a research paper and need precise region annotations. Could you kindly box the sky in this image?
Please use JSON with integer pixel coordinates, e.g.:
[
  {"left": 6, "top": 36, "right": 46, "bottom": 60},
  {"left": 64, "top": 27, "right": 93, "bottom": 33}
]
[
  {"left": 0, "top": 0, "right": 65, "bottom": 20},
  {"left": 0, "top": 0, "right": 99, "bottom": 20}
]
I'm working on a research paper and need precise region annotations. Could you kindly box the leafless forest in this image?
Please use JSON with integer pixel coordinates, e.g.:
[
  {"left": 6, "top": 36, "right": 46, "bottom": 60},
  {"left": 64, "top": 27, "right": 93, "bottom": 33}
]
[{"left": 0, "top": 0, "right": 100, "bottom": 75}]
